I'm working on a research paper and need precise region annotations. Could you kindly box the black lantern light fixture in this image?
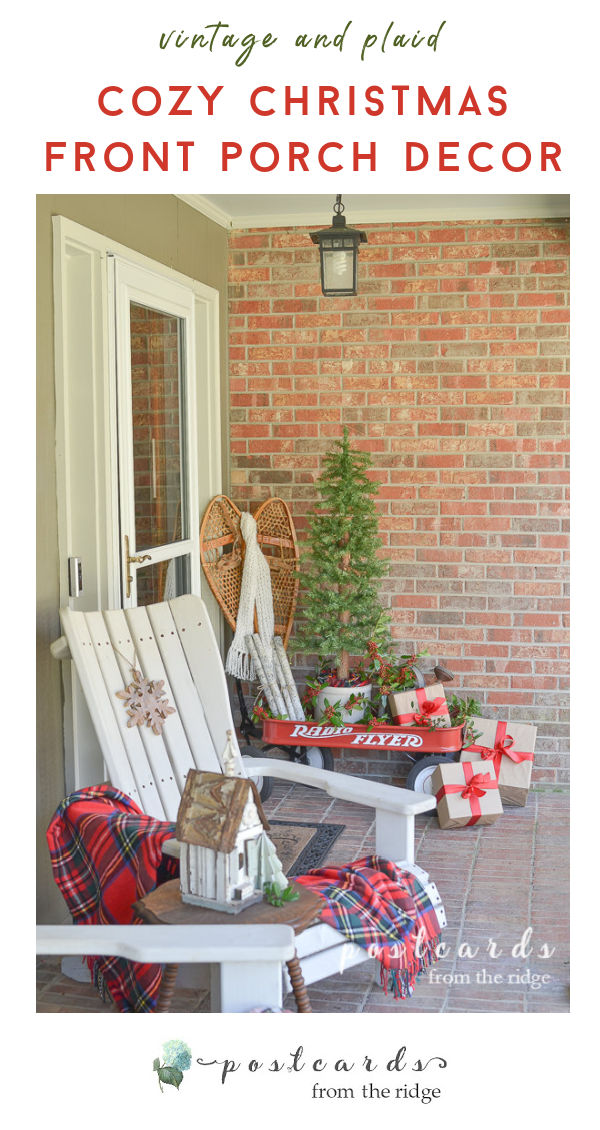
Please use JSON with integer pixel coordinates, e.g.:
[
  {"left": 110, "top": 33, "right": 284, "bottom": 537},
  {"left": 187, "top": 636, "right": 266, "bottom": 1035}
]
[{"left": 310, "top": 195, "right": 367, "bottom": 297}]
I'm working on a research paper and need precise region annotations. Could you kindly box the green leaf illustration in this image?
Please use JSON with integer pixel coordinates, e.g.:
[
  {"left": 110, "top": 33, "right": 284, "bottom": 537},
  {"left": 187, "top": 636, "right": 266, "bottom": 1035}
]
[
  {"left": 157, "top": 1066, "right": 184, "bottom": 1091},
  {"left": 153, "top": 1058, "right": 160, "bottom": 1072}
]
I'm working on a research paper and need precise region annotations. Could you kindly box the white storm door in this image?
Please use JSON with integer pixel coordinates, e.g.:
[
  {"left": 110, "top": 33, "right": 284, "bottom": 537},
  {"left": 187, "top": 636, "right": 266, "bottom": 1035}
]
[{"left": 112, "top": 258, "right": 201, "bottom": 608}]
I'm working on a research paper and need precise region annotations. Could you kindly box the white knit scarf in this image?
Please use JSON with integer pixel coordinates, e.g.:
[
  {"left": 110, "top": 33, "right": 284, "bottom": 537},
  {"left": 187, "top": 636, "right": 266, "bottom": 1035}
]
[{"left": 225, "top": 511, "right": 274, "bottom": 680}]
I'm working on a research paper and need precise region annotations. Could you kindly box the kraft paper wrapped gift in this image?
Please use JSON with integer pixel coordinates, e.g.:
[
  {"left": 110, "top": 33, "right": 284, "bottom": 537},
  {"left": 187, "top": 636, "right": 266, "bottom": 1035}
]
[
  {"left": 388, "top": 682, "right": 451, "bottom": 728},
  {"left": 461, "top": 718, "right": 536, "bottom": 807},
  {"left": 432, "top": 760, "right": 503, "bottom": 829}
]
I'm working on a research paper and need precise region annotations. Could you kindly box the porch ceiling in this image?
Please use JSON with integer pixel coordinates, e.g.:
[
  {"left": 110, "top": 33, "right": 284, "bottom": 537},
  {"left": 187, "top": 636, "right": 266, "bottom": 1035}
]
[{"left": 177, "top": 193, "right": 570, "bottom": 230}]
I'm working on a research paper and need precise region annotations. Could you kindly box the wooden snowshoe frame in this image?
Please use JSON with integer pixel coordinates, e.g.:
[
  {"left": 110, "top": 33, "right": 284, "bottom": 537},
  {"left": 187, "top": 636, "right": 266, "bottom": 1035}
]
[{"left": 199, "top": 495, "right": 299, "bottom": 646}]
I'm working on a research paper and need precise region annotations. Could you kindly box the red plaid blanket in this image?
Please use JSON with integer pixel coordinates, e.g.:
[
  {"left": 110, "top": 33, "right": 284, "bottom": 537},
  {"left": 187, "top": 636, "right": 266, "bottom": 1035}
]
[
  {"left": 46, "top": 784, "right": 178, "bottom": 1012},
  {"left": 295, "top": 856, "right": 442, "bottom": 999},
  {"left": 48, "top": 789, "right": 442, "bottom": 1008}
]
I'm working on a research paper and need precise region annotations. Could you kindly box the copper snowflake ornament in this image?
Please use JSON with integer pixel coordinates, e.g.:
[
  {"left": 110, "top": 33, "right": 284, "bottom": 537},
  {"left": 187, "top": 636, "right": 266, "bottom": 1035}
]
[{"left": 116, "top": 669, "right": 176, "bottom": 735}]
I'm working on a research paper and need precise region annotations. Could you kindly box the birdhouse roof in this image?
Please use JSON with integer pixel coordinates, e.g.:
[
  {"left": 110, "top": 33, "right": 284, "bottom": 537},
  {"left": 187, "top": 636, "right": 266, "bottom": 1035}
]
[{"left": 175, "top": 771, "right": 270, "bottom": 853}]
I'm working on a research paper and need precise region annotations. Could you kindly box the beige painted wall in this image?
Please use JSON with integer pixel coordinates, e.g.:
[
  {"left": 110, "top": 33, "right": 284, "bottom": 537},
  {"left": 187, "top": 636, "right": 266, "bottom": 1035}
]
[{"left": 37, "top": 195, "right": 229, "bottom": 921}]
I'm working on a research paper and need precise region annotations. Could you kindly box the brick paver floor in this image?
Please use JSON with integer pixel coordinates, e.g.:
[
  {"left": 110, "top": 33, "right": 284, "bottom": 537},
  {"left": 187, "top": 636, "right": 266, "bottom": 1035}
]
[{"left": 37, "top": 783, "right": 569, "bottom": 1013}]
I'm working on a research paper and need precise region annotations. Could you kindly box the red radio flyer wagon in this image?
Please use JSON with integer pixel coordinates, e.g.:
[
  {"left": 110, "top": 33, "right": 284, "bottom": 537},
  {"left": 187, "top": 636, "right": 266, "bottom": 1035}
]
[{"left": 261, "top": 717, "right": 464, "bottom": 794}]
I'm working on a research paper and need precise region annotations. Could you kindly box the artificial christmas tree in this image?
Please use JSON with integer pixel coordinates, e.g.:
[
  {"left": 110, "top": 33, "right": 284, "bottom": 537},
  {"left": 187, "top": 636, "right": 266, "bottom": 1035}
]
[{"left": 297, "top": 428, "right": 387, "bottom": 717}]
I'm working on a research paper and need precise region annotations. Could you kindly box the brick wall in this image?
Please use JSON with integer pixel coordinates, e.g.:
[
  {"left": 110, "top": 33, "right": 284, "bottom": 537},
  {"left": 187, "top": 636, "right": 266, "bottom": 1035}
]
[{"left": 227, "top": 218, "right": 570, "bottom": 786}]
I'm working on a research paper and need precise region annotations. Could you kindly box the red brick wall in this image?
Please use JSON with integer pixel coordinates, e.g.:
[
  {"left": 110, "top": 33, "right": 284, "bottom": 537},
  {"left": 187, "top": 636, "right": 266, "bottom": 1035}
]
[{"left": 227, "top": 218, "right": 570, "bottom": 786}]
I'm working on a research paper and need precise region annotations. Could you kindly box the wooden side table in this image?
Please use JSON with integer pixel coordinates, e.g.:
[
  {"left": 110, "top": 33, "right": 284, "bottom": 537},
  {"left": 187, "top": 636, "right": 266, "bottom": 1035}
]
[{"left": 134, "top": 880, "right": 324, "bottom": 1013}]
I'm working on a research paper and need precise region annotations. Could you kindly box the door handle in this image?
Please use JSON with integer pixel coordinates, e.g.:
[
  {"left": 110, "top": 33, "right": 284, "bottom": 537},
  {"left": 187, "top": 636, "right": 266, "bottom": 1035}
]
[{"left": 124, "top": 535, "right": 152, "bottom": 598}]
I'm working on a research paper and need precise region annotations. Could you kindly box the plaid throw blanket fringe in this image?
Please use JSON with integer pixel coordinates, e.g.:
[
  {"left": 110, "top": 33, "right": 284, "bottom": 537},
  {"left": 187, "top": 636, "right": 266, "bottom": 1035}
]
[
  {"left": 46, "top": 784, "right": 178, "bottom": 1012},
  {"left": 295, "top": 856, "right": 442, "bottom": 999}
]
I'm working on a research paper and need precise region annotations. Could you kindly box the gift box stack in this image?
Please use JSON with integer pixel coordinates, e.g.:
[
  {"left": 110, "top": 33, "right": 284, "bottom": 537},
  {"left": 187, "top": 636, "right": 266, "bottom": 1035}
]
[
  {"left": 461, "top": 719, "right": 537, "bottom": 809},
  {"left": 388, "top": 683, "right": 538, "bottom": 830}
]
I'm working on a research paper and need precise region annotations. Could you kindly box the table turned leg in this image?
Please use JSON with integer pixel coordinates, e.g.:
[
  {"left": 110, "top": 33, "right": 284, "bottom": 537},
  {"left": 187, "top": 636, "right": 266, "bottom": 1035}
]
[
  {"left": 156, "top": 963, "right": 179, "bottom": 1012},
  {"left": 286, "top": 954, "right": 312, "bottom": 1013}
]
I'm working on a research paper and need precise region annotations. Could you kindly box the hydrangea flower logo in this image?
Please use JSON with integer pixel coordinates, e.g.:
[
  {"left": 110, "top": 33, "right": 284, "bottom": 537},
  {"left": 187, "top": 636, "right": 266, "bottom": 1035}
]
[{"left": 153, "top": 1039, "right": 192, "bottom": 1091}]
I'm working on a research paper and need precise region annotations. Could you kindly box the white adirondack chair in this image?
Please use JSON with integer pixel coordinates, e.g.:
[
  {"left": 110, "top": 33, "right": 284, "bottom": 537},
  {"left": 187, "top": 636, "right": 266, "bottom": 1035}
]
[
  {"left": 37, "top": 924, "right": 296, "bottom": 1012},
  {"left": 51, "top": 595, "right": 446, "bottom": 1012}
]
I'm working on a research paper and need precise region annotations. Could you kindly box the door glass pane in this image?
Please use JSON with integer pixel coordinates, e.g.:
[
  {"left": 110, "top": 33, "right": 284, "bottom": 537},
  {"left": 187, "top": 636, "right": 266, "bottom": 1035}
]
[
  {"left": 136, "top": 555, "right": 191, "bottom": 607},
  {"left": 130, "top": 302, "right": 187, "bottom": 551}
]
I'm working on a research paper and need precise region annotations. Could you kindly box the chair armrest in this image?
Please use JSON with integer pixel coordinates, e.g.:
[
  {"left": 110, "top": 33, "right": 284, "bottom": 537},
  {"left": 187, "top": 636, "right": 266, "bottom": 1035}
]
[
  {"left": 242, "top": 757, "right": 436, "bottom": 815},
  {"left": 36, "top": 923, "right": 296, "bottom": 964},
  {"left": 50, "top": 635, "right": 71, "bottom": 661}
]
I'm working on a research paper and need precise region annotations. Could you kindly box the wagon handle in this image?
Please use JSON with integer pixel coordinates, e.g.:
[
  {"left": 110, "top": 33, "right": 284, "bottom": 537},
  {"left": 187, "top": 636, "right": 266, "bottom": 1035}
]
[{"left": 408, "top": 664, "right": 427, "bottom": 688}]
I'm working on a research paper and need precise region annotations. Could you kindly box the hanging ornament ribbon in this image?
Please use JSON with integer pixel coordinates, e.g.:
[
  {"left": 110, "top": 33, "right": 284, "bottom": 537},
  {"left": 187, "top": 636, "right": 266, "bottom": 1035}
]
[
  {"left": 435, "top": 765, "right": 495, "bottom": 826},
  {"left": 116, "top": 669, "right": 176, "bottom": 736},
  {"left": 466, "top": 720, "right": 534, "bottom": 779}
]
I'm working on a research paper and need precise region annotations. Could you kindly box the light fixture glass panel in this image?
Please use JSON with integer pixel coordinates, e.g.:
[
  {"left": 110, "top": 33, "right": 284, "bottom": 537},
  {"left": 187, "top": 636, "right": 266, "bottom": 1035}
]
[{"left": 323, "top": 248, "right": 354, "bottom": 291}]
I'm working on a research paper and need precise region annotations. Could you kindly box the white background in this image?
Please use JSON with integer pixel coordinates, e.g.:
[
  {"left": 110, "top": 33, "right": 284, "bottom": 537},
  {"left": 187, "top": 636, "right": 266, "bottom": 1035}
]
[{"left": 11, "top": 0, "right": 596, "bottom": 1123}]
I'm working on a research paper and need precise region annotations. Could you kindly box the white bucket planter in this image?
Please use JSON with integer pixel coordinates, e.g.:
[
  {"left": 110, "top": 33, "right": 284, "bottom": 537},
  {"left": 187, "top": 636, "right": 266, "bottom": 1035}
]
[{"left": 315, "top": 683, "right": 372, "bottom": 724}]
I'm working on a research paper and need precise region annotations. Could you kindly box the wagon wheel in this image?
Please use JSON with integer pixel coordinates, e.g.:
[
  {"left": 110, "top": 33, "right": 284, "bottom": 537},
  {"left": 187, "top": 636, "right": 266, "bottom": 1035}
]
[
  {"left": 249, "top": 691, "right": 334, "bottom": 779},
  {"left": 243, "top": 746, "right": 273, "bottom": 803},
  {"left": 299, "top": 746, "right": 334, "bottom": 773},
  {"left": 405, "top": 755, "right": 451, "bottom": 797}
]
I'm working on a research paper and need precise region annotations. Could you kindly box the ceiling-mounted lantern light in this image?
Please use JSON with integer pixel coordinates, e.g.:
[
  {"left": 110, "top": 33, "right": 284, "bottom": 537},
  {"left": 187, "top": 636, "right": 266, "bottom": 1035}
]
[{"left": 310, "top": 195, "right": 367, "bottom": 297}]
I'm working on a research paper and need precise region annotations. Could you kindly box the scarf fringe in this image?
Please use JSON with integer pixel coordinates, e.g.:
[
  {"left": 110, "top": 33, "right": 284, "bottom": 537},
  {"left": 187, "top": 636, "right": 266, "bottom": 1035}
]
[
  {"left": 379, "top": 934, "right": 442, "bottom": 999},
  {"left": 224, "top": 647, "right": 255, "bottom": 681}
]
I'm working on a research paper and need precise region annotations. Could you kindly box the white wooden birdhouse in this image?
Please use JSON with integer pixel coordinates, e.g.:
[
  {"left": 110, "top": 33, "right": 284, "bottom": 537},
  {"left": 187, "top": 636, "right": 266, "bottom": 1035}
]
[{"left": 175, "top": 733, "right": 287, "bottom": 913}]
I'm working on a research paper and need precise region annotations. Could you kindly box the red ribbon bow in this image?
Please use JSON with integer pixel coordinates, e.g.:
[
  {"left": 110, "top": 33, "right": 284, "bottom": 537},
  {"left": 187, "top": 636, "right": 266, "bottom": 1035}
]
[
  {"left": 395, "top": 687, "right": 447, "bottom": 726},
  {"left": 419, "top": 697, "right": 444, "bottom": 715},
  {"left": 466, "top": 720, "right": 534, "bottom": 779},
  {"left": 460, "top": 773, "right": 492, "bottom": 800},
  {"left": 435, "top": 764, "right": 495, "bottom": 826}
]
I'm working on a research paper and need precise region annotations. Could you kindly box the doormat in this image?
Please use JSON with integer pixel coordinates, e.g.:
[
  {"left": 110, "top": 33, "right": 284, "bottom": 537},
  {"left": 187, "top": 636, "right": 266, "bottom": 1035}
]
[{"left": 269, "top": 820, "right": 345, "bottom": 877}]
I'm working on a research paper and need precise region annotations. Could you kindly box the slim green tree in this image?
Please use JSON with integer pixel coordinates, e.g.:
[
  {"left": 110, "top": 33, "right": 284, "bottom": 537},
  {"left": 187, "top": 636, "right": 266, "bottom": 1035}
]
[{"left": 297, "top": 428, "right": 387, "bottom": 682}]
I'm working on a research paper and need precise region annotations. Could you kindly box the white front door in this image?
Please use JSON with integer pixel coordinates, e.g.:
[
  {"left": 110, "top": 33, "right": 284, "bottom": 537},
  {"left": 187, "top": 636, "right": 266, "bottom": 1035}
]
[
  {"left": 53, "top": 218, "right": 222, "bottom": 791},
  {"left": 111, "top": 258, "right": 201, "bottom": 608}
]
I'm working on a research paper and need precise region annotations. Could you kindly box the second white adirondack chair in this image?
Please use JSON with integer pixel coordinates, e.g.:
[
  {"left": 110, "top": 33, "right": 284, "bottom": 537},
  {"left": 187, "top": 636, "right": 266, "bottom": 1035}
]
[{"left": 51, "top": 595, "right": 446, "bottom": 1012}]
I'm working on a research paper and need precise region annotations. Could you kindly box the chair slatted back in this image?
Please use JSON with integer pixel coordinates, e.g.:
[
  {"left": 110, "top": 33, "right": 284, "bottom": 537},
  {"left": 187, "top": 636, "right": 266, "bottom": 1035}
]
[{"left": 60, "top": 596, "right": 239, "bottom": 821}]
